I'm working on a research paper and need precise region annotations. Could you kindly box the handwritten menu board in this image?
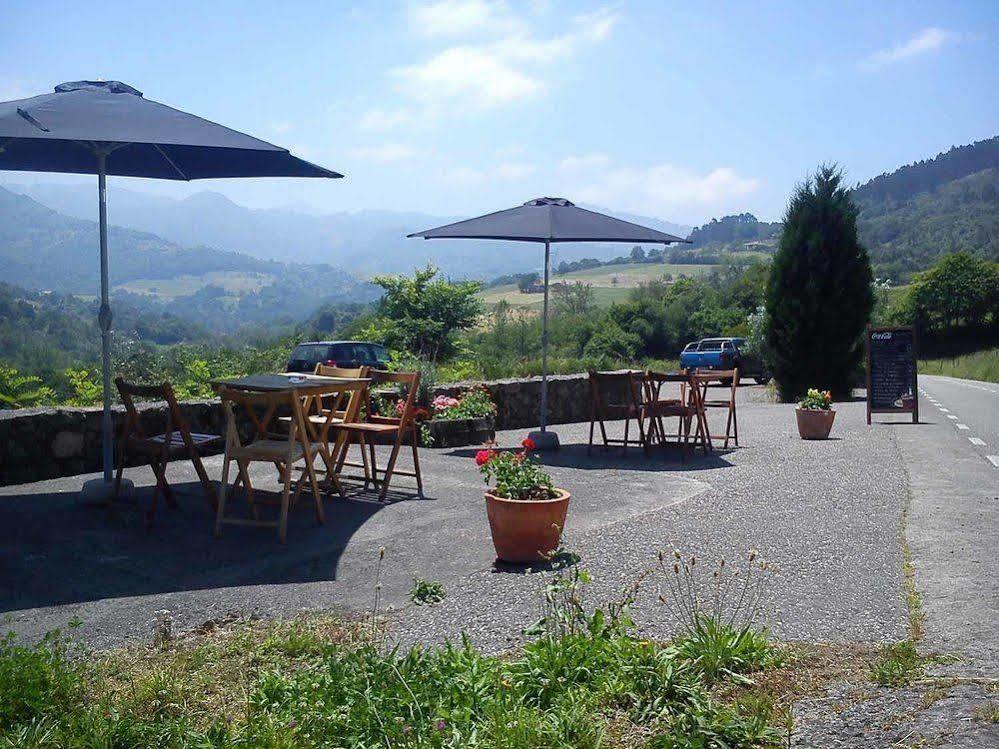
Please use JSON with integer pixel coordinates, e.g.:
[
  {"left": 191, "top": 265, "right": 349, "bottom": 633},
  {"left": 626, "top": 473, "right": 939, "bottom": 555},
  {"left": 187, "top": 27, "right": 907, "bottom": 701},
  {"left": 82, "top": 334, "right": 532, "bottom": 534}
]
[{"left": 866, "top": 326, "right": 918, "bottom": 424}]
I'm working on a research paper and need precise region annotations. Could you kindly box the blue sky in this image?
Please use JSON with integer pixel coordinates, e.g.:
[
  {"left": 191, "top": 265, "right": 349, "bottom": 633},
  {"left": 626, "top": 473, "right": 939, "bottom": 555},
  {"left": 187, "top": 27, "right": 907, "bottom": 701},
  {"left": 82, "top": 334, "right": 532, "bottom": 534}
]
[{"left": 1, "top": 0, "right": 996, "bottom": 224}]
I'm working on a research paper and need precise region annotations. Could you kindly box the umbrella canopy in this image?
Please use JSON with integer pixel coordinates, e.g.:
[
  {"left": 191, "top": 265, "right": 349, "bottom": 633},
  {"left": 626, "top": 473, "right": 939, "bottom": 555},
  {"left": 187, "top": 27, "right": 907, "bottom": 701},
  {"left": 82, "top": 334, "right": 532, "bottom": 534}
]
[
  {"left": 0, "top": 80, "right": 342, "bottom": 490},
  {"left": 409, "top": 197, "right": 690, "bottom": 449},
  {"left": 0, "top": 80, "right": 340, "bottom": 179},
  {"left": 408, "top": 196, "right": 686, "bottom": 244}
]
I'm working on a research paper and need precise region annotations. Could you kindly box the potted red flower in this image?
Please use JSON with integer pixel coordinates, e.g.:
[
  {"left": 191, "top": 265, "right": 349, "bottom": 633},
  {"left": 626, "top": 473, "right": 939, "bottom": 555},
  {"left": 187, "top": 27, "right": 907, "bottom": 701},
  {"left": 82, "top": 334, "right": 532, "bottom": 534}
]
[
  {"left": 795, "top": 388, "right": 836, "bottom": 439},
  {"left": 476, "top": 439, "right": 570, "bottom": 563}
]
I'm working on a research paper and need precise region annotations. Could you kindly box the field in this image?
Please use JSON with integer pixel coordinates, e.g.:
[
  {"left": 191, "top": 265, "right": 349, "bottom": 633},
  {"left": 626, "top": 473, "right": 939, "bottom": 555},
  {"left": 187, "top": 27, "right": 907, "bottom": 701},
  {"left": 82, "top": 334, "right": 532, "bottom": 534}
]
[
  {"left": 115, "top": 270, "right": 272, "bottom": 299},
  {"left": 479, "top": 262, "right": 718, "bottom": 310}
]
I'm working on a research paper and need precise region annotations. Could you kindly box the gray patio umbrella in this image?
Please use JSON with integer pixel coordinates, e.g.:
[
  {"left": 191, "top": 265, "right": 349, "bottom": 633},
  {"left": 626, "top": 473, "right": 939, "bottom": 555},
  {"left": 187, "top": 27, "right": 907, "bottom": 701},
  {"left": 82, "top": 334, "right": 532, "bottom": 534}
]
[
  {"left": 0, "top": 80, "right": 342, "bottom": 496},
  {"left": 409, "top": 197, "right": 690, "bottom": 449}
]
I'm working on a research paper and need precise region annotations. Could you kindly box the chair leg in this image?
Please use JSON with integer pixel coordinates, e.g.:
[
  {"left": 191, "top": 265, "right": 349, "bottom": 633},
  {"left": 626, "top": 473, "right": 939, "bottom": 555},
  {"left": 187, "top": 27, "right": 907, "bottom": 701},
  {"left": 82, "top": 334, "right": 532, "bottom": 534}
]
[
  {"left": 304, "top": 453, "right": 325, "bottom": 525},
  {"left": 724, "top": 406, "right": 733, "bottom": 449},
  {"left": 189, "top": 451, "right": 216, "bottom": 509},
  {"left": 367, "top": 438, "right": 378, "bottom": 486},
  {"left": 236, "top": 459, "right": 258, "bottom": 520},
  {"left": 622, "top": 417, "right": 630, "bottom": 454},
  {"left": 278, "top": 460, "right": 293, "bottom": 544},
  {"left": 410, "top": 426, "right": 424, "bottom": 497},
  {"left": 587, "top": 417, "right": 595, "bottom": 454},
  {"left": 378, "top": 438, "right": 403, "bottom": 502},
  {"left": 732, "top": 403, "right": 739, "bottom": 447},
  {"left": 215, "top": 454, "right": 232, "bottom": 537}
]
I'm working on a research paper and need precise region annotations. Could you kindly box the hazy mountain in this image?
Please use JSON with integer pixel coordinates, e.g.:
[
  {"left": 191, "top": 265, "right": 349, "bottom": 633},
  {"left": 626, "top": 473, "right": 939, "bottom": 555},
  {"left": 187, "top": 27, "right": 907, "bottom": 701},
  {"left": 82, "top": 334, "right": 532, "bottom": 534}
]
[
  {"left": 0, "top": 187, "right": 379, "bottom": 332},
  {"left": 4, "top": 182, "right": 691, "bottom": 279}
]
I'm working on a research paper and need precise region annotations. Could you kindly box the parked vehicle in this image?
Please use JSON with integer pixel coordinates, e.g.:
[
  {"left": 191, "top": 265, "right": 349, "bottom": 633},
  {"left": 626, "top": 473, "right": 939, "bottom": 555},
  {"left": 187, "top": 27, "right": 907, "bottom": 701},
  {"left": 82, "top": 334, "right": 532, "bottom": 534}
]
[
  {"left": 679, "top": 337, "right": 769, "bottom": 384},
  {"left": 285, "top": 341, "right": 389, "bottom": 373}
]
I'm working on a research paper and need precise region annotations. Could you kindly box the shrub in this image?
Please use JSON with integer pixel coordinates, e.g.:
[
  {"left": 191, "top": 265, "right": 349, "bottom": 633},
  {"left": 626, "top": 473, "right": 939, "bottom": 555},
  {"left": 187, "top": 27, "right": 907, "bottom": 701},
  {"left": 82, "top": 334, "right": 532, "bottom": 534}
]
[{"left": 765, "top": 165, "right": 874, "bottom": 400}]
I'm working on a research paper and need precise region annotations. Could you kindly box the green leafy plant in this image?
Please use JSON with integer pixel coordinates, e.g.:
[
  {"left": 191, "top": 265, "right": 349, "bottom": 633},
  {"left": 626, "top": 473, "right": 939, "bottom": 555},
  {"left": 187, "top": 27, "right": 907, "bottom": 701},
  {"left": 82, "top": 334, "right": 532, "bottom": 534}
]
[
  {"left": 476, "top": 439, "right": 556, "bottom": 501},
  {"left": 431, "top": 386, "right": 496, "bottom": 421},
  {"left": 63, "top": 367, "right": 102, "bottom": 406},
  {"left": 0, "top": 364, "right": 55, "bottom": 408},
  {"left": 869, "top": 640, "right": 925, "bottom": 687},
  {"left": 409, "top": 577, "right": 446, "bottom": 606},
  {"left": 798, "top": 388, "right": 833, "bottom": 410}
]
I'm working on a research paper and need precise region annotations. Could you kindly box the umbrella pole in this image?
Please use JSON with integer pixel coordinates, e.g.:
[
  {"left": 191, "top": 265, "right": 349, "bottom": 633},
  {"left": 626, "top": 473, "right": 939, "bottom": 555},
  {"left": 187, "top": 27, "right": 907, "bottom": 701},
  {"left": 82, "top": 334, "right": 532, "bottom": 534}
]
[
  {"left": 97, "top": 153, "right": 113, "bottom": 484},
  {"left": 529, "top": 240, "right": 559, "bottom": 450}
]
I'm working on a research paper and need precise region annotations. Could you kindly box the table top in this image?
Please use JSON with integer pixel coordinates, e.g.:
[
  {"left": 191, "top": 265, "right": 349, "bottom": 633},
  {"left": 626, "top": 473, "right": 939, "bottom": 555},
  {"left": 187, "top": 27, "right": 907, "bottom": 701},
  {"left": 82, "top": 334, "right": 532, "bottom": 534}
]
[{"left": 211, "top": 373, "right": 370, "bottom": 392}]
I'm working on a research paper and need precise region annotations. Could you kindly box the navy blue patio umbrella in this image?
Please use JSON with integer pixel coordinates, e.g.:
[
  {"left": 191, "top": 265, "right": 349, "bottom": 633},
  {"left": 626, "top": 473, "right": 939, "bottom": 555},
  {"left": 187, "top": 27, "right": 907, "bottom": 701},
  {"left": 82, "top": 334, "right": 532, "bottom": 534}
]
[
  {"left": 0, "top": 80, "right": 342, "bottom": 496},
  {"left": 409, "top": 197, "right": 690, "bottom": 449}
]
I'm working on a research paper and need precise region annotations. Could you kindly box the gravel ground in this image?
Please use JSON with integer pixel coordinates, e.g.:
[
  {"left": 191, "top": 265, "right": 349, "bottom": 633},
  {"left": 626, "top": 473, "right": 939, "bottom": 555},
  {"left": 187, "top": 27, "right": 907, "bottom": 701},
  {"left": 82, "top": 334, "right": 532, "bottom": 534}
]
[{"left": 391, "top": 393, "right": 908, "bottom": 652}]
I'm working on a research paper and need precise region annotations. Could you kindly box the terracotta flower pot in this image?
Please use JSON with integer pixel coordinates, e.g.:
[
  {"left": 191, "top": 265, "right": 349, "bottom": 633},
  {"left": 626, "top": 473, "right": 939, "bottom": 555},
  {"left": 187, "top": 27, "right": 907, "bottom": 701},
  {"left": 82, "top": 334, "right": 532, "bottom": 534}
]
[
  {"left": 484, "top": 488, "right": 571, "bottom": 563},
  {"left": 796, "top": 408, "right": 836, "bottom": 440}
]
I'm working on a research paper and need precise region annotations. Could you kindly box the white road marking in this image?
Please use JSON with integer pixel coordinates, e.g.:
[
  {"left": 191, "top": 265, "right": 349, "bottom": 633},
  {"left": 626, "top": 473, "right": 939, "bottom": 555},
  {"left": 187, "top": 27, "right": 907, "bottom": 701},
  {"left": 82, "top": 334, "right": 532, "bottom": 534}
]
[
  {"left": 947, "top": 415, "right": 958, "bottom": 420},
  {"left": 987, "top": 456, "right": 999, "bottom": 468},
  {"left": 957, "top": 424, "right": 970, "bottom": 430},
  {"left": 939, "top": 407, "right": 950, "bottom": 412},
  {"left": 969, "top": 437, "right": 986, "bottom": 446}
]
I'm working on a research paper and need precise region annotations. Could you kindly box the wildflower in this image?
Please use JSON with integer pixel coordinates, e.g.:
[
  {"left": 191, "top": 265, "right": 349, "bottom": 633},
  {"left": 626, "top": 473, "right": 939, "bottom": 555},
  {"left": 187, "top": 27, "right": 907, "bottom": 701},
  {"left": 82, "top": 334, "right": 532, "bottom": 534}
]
[
  {"left": 475, "top": 450, "right": 492, "bottom": 466},
  {"left": 435, "top": 719, "right": 447, "bottom": 731},
  {"left": 521, "top": 437, "right": 536, "bottom": 451}
]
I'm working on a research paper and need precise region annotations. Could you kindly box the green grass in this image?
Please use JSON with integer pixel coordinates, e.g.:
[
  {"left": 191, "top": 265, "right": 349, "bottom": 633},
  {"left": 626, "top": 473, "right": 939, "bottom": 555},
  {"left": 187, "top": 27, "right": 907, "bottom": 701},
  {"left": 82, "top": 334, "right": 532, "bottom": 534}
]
[
  {"left": 0, "top": 572, "right": 788, "bottom": 749},
  {"left": 919, "top": 347, "right": 999, "bottom": 383},
  {"left": 869, "top": 640, "right": 926, "bottom": 687}
]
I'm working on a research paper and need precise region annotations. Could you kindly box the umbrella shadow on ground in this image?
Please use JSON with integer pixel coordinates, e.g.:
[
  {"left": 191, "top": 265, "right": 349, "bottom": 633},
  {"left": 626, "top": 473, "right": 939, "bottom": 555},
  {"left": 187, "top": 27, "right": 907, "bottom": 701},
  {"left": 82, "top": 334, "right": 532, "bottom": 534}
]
[
  {"left": 446, "top": 443, "right": 736, "bottom": 473},
  {"left": 0, "top": 478, "right": 412, "bottom": 613}
]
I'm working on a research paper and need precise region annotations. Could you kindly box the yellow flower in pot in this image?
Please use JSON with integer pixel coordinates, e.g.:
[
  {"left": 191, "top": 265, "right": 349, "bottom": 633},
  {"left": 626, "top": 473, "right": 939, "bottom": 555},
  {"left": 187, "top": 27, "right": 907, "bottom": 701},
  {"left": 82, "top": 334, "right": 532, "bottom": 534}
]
[{"left": 795, "top": 388, "right": 836, "bottom": 439}]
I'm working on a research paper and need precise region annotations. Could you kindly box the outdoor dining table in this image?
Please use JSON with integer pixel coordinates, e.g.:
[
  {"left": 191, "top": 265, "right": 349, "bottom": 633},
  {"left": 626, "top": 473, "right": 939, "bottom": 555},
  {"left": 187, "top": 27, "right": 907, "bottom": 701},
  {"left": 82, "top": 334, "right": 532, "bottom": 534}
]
[
  {"left": 644, "top": 370, "right": 712, "bottom": 453},
  {"left": 209, "top": 373, "right": 371, "bottom": 491}
]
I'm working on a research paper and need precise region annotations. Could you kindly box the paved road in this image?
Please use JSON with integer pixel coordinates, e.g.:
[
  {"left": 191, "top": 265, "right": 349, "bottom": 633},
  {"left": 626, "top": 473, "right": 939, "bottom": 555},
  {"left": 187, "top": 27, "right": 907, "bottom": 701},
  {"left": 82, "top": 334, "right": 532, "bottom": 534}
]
[{"left": 899, "top": 375, "right": 999, "bottom": 676}]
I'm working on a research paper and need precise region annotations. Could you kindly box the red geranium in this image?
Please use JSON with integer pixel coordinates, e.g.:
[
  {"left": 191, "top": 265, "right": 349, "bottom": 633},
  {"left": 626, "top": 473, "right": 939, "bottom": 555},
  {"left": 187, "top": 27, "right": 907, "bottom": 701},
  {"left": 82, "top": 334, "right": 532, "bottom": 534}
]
[
  {"left": 521, "top": 438, "right": 536, "bottom": 451},
  {"left": 475, "top": 449, "right": 493, "bottom": 466}
]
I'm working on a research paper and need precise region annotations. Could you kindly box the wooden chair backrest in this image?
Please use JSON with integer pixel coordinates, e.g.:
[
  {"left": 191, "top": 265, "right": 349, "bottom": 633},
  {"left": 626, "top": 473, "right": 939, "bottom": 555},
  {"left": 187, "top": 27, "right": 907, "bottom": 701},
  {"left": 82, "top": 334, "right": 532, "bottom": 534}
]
[
  {"left": 369, "top": 369, "right": 421, "bottom": 428},
  {"left": 588, "top": 370, "right": 645, "bottom": 413},
  {"left": 217, "top": 387, "right": 304, "bottom": 448},
  {"left": 313, "top": 364, "right": 369, "bottom": 421},
  {"left": 115, "top": 378, "right": 186, "bottom": 442},
  {"left": 692, "top": 368, "right": 740, "bottom": 404}
]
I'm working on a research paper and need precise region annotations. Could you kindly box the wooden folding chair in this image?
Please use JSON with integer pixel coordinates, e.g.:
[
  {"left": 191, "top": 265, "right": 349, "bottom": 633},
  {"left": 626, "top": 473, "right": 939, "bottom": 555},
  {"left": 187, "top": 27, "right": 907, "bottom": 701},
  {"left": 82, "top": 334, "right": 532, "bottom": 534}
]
[
  {"left": 692, "top": 368, "right": 740, "bottom": 448},
  {"left": 215, "top": 387, "right": 324, "bottom": 543},
  {"left": 333, "top": 370, "right": 424, "bottom": 502},
  {"left": 114, "top": 378, "right": 221, "bottom": 528},
  {"left": 276, "top": 364, "right": 368, "bottom": 463},
  {"left": 587, "top": 370, "right": 649, "bottom": 454}
]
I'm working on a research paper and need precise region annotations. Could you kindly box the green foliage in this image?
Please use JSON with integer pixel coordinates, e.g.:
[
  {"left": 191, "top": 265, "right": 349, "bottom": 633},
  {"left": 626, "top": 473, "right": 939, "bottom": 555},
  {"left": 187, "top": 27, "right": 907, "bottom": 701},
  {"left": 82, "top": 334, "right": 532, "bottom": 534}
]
[
  {"left": 369, "top": 265, "right": 483, "bottom": 362},
  {"left": 409, "top": 578, "right": 446, "bottom": 606},
  {"left": 905, "top": 252, "right": 999, "bottom": 332},
  {"left": 0, "top": 630, "right": 79, "bottom": 730},
  {"left": 920, "top": 348, "right": 999, "bottom": 383},
  {"left": 673, "top": 615, "right": 782, "bottom": 685},
  {"left": 63, "top": 368, "right": 102, "bottom": 406},
  {"left": 0, "top": 561, "right": 792, "bottom": 749},
  {"left": 869, "top": 640, "right": 925, "bottom": 687},
  {"left": 432, "top": 386, "right": 496, "bottom": 420},
  {"left": 0, "top": 364, "right": 54, "bottom": 408},
  {"left": 765, "top": 165, "right": 874, "bottom": 400},
  {"left": 688, "top": 213, "right": 781, "bottom": 250}
]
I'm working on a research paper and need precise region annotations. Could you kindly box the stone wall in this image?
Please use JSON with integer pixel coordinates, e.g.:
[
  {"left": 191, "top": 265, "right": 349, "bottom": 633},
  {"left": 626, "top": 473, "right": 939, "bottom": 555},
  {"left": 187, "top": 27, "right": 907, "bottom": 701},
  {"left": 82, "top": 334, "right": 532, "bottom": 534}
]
[{"left": 0, "top": 374, "right": 592, "bottom": 486}]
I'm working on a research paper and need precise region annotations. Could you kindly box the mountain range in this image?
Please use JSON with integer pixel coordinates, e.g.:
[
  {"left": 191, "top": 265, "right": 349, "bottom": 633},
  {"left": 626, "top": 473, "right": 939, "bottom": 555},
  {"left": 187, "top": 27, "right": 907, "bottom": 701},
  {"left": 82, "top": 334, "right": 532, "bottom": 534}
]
[{"left": 0, "top": 182, "right": 692, "bottom": 279}]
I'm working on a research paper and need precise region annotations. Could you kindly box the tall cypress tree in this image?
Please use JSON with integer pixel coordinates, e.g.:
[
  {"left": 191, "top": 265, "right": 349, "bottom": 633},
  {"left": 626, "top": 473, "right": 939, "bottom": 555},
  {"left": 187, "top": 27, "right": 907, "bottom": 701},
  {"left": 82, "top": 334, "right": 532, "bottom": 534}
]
[{"left": 765, "top": 165, "right": 874, "bottom": 400}]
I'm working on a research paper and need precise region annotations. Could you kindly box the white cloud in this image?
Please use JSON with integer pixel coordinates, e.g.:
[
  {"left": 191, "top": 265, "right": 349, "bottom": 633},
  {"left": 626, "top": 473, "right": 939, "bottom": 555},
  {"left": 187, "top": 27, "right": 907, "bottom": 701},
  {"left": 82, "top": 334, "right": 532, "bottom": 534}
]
[
  {"left": 495, "top": 162, "right": 536, "bottom": 179},
  {"left": 575, "top": 164, "right": 761, "bottom": 218},
  {"left": 409, "top": 0, "right": 524, "bottom": 37},
  {"left": 561, "top": 153, "right": 610, "bottom": 170},
  {"left": 392, "top": 4, "right": 619, "bottom": 110},
  {"left": 392, "top": 46, "right": 543, "bottom": 108},
  {"left": 269, "top": 121, "right": 292, "bottom": 134},
  {"left": 860, "top": 27, "right": 961, "bottom": 71},
  {"left": 348, "top": 143, "right": 417, "bottom": 163},
  {"left": 357, "top": 107, "right": 417, "bottom": 132}
]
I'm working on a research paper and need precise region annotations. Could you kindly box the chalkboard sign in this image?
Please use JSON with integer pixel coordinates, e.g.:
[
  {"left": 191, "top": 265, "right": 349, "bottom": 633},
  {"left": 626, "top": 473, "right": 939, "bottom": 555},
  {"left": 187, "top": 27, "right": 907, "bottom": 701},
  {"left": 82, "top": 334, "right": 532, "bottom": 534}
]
[{"left": 866, "top": 326, "right": 918, "bottom": 424}]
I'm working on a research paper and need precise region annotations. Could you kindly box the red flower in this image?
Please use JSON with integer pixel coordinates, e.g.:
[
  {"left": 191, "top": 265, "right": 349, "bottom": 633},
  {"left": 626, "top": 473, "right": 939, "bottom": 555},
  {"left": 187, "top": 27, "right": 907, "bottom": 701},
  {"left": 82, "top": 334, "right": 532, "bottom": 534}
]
[
  {"left": 475, "top": 450, "right": 493, "bottom": 466},
  {"left": 521, "top": 438, "right": 536, "bottom": 451}
]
